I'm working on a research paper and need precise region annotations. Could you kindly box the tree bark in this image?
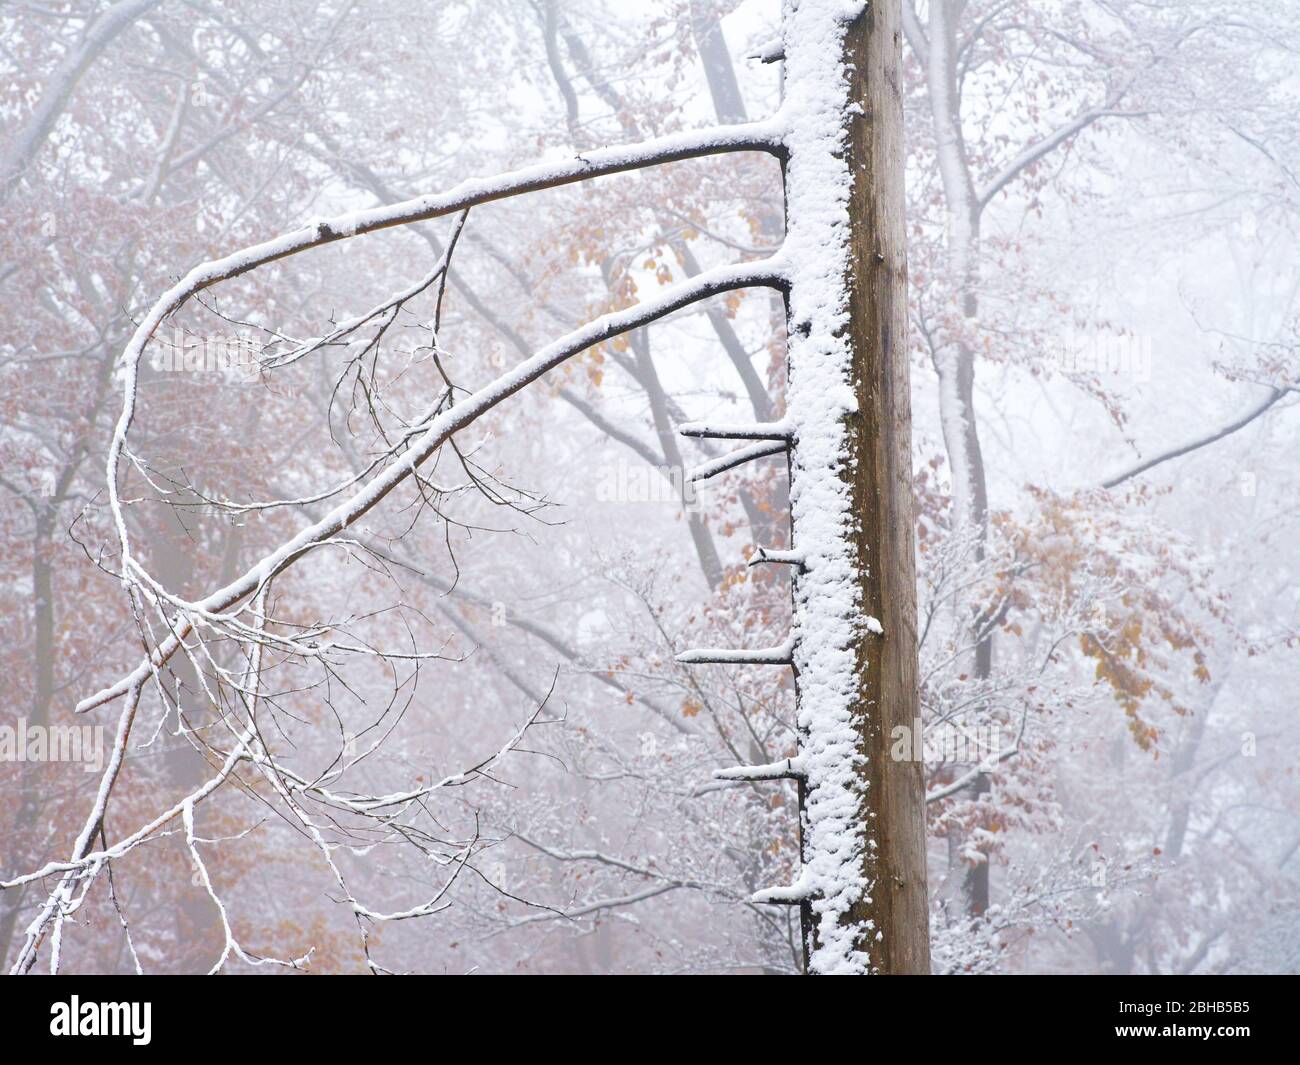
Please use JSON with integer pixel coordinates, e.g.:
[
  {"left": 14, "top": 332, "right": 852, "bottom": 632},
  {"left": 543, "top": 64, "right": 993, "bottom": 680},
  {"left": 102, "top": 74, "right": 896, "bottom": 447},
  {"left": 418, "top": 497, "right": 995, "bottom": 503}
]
[
  {"left": 839, "top": 0, "right": 929, "bottom": 976},
  {"left": 781, "top": 0, "right": 929, "bottom": 974}
]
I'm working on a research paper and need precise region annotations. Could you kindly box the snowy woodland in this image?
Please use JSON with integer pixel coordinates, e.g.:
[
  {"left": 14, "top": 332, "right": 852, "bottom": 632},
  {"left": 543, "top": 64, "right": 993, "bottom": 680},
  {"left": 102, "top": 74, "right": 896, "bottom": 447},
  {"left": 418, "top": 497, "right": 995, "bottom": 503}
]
[{"left": 1, "top": 0, "right": 1298, "bottom": 976}]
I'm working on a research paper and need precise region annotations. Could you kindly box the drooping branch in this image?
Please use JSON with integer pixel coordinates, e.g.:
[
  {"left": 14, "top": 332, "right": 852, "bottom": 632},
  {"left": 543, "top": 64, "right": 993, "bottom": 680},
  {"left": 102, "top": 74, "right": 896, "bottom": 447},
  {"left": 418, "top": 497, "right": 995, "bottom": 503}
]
[
  {"left": 300, "top": 131, "right": 678, "bottom": 475},
  {"left": 80, "top": 257, "right": 786, "bottom": 714},
  {"left": 125, "top": 118, "right": 784, "bottom": 311},
  {"left": 100, "top": 116, "right": 785, "bottom": 610}
]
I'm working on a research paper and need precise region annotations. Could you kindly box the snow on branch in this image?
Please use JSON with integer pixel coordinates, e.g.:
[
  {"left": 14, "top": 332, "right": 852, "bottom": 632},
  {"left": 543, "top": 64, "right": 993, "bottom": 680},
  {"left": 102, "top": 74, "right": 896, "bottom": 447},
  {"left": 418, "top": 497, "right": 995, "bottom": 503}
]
[
  {"left": 749, "top": 38, "right": 785, "bottom": 64},
  {"left": 1101, "top": 385, "right": 1293, "bottom": 489},
  {"left": 676, "top": 640, "right": 795, "bottom": 666},
  {"left": 687, "top": 438, "right": 789, "bottom": 482},
  {"left": 976, "top": 99, "right": 1146, "bottom": 211},
  {"left": 678, "top": 418, "right": 792, "bottom": 440},
  {"left": 133, "top": 118, "right": 784, "bottom": 315},
  {"left": 713, "top": 757, "right": 805, "bottom": 782},
  {"left": 501, "top": 835, "right": 756, "bottom": 930},
  {"left": 747, "top": 546, "right": 806, "bottom": 569},
  {"left": 16, "top": 20, "right": 805, "bottom": 975},
  {"left": 9, "top": 86, "right": 799, "bottom": 974},
  {"left": 751, "top": 880, "right": 815, "bottom": 906},
  {"left": 8, "top": 656, "right": 557, "bottom": 974},
  {"left": 925, "top": 739, "right": 1022, "bottom": 805},
  {"left": 79, "top": 257, "right": 786, "bottom": 714},
  {"left": 99, "top": 118, "right": 787, "bottom": 597}
]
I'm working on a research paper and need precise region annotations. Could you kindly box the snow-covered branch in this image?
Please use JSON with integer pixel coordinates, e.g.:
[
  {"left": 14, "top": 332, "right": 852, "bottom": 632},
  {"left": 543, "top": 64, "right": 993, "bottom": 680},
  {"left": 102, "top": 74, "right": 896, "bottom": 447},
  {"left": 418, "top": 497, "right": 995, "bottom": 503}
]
[
  {"left": 676, "top": 640, "right": 795, "bottom": 666},
  {"left": 713, "top": 757, "right": 805, "bottom": 782},
  {"left": 687, "top": 439, "right": 789, "bottom": 482},
  {"left": 1101, "top": 385, "right": 1293, "bottom": 489},
  {"left": 81, "top": 257, "right": 786, "bottom": 714},
  {"left": 976, "top": 99, "right": 1146, "bottom": 211},
  {"left": 99, "top": 118, "right": 786, "bottom": 588},
  {"left": 678, "top": 419, "right": 792, "bottom": 440},
  {"left": 748, "top": 546, "right": 806, "bottom": 569}
]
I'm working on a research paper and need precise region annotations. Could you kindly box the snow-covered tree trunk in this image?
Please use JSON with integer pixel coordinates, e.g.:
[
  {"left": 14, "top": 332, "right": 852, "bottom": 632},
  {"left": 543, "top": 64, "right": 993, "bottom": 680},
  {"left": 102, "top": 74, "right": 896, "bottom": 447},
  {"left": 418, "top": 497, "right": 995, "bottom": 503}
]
[{"left": 733, "top": 0, "right": 929, "bottom": 975}]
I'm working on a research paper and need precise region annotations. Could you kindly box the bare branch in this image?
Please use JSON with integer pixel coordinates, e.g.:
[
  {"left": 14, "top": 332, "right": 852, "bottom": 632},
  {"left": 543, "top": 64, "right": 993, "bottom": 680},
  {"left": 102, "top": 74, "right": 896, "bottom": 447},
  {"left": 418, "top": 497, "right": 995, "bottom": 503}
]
[
  {"left": 976, "top": 101, "right": 1145, "bottom": 212},
  {"left": 80, "top": 257, "right": 785, "bottom": 714},
  {"left": 1101, "top": 386, "right": 1292, "bottom": 489},
  {"left": 0, "top": 0, "right": 160, "bottom": 203}
]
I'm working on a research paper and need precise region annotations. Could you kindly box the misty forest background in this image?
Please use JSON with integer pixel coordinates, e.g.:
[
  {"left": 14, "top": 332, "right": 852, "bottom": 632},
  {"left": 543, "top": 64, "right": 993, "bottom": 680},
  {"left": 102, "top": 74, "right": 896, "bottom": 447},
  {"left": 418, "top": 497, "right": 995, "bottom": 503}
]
[{"left": 1, "top": 0, "right": 1298, "bottom": 974}]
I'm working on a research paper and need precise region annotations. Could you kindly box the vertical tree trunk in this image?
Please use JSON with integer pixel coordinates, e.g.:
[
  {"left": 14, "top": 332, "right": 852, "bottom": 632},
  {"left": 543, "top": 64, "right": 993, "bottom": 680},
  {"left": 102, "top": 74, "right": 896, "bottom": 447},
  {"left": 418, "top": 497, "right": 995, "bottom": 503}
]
[
  {"left": 0, "top": 533, "right": 56, "bottom": 969},
  {"left": 689, "top": 0, "right": 748, "bottom": 125},
  {"left": 924, "top": 0, "right": 994, "bottom": 918},
  {"left": 779, "top": 0, "right": 929, "bottom": 974}
]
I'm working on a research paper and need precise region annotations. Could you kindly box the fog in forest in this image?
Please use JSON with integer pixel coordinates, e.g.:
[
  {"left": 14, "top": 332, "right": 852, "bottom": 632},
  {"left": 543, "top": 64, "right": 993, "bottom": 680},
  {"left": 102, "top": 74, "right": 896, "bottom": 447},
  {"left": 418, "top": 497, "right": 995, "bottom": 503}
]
[{"left": 1, "top": 0, "right": 1298, "bottom": 977}]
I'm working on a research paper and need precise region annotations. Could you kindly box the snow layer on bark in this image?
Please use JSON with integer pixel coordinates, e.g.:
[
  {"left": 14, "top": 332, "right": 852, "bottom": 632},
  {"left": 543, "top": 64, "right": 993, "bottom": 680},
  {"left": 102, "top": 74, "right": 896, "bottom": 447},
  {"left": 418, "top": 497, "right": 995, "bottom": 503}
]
[{"left": 779, "top": 0, "right": 876, "bottom": 975}]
